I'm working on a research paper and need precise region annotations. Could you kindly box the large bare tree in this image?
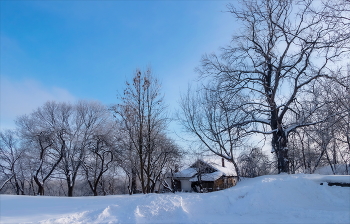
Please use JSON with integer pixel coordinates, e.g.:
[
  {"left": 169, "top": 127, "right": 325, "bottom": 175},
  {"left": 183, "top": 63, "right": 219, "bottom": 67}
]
[{"left": 189, "top": 0, "right": 349, "bottom": 173}]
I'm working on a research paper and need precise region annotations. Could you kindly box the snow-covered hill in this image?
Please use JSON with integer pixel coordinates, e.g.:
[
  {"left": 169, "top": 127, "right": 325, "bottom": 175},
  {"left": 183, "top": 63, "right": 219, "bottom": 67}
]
[{"left": 1, "top": 174, "right": 349, "bottom": 224}]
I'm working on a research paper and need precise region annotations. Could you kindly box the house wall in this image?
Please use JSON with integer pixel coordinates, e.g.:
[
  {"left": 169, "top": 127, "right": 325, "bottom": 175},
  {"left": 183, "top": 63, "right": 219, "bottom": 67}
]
[
  {"left": 157, "top": 178, "right": 182, "bottom": 193},
  {"left": 201, "top": 181, "right": 215, "bottom": 192},
  {"left": 180, "top": 179, "right": 192, "bottom": 192},
  {"left": 214, "top": 177, "right": 238, "bottom": 190}
]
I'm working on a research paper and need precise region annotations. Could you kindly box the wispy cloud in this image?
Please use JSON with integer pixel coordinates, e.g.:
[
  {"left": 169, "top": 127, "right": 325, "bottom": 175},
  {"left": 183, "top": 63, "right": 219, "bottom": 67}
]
[{"left": 0, "top": 76, "right": 76, "bottom": 130}]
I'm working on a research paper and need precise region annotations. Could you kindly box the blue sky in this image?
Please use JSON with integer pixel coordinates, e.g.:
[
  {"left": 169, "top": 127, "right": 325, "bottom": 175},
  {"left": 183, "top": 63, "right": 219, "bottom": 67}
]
[{"left": 1, "top": 0, "right": 234, "bottom": 136}]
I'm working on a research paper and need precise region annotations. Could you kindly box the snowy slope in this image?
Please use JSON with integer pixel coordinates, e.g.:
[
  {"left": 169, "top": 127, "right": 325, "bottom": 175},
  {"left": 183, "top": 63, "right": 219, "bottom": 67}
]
[{"left": 1, "top": 174, "right": 349, "bottom": 224}]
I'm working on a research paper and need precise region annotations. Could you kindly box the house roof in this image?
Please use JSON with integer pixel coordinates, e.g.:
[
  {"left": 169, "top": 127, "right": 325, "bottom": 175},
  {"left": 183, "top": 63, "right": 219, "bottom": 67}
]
[
  {"left": 174, "top": 157, "right": 237, "bottom": 180},
  {"left": 193, "top": 158, "right": 237, "bottom": 176},
  {"left": 209, "top": 159, "right": 237, "bottom": 176},
  {"left": 173, "top": 167, "right": 197, "bottom": 178}
]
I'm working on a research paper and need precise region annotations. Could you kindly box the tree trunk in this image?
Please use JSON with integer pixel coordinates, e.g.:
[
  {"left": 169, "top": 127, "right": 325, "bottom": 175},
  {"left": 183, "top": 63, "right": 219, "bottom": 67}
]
[
  {"left": 68, "top": 186, "right": 73, "bottom": 197},
  {"left": 131, "top": 167, "right": 137, "bottom": 194},
  {"left": 230, "top": 158, "right": 241, "bottom": 179},
  {"left": 66, "top": 177, "right": 74, "bottom": 197},
  {"left": 33, "top": 176, "right": 44, "bottom": 195},
  {"left": 277, "top": 144, "right": 289, "bottom": 173},
  {"left": 272, "top": 126, "right": 289, "bottom": 173}
]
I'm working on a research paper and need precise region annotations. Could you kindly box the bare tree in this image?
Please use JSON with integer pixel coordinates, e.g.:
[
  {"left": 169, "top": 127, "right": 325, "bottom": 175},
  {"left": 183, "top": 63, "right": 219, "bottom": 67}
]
[
  {"left": 16, "top": 102, "right": 67, "bottom": 195},
  {"left": 332, "top": 66, "right": 350, "bottom": 174},
  {"left": 194, "top": 0, "right": 349, "bottom": 173},
  {"left": 82, "top": 116, "right": 117, "bottom": 196},
  {"left": 238, "top": 147, "right": 271, "bottom": 178},
  {"left": 179, "top": 85, "right": 245, "bottom": 177},
  {"left": 4, "top": 100, "right": 129, "bottom": 196},
  {"left": 0, "top": 130, "right": 26, "bottom": 194},
  {"left": 112, "top": 68, "right": 179, "bottom": 193},
  {"left": 288, "top": 68, "right": 350, "bottom": 174},
  {"left": 58, "top": 101, "right": 112, "bottom": 197},
  {"left": 116, "top": 130, "right": 138, "bottom": 195},
  {"left": 145, "top": 134, "right": 182, "bottom": 193}
]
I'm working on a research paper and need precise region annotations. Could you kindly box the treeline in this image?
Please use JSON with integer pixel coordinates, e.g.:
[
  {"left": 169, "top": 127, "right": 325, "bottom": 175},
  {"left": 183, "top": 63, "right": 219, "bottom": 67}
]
[{"left": 0, "top": 70, "right": 183, "bottom": 196}]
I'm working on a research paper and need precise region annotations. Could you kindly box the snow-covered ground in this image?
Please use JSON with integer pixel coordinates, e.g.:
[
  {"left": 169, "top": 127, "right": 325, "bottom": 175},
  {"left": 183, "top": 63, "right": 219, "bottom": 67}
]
[
  {"left": 1, "top": 174, "right": 349, "bottom": 224},
  {"left": 314, "top": 164, "right": 350, "bottom": 175}
]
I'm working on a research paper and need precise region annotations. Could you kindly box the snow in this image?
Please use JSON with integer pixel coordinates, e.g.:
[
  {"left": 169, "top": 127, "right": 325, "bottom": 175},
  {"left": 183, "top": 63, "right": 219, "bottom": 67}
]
[
  {"left": 1, "top": 174, "right": 349, "bottom": 223},
  {"left": 209, "top": 160, "right": 237, "bottom": 176},
  {"left": 314, "top": 164, "right": 350, "bottom": 175},
  {"left": 304, "top": 174, "right": 350, "bottom": 184},
  {"left": 173, "top": 167, "right": 197, "bottom": 178}
]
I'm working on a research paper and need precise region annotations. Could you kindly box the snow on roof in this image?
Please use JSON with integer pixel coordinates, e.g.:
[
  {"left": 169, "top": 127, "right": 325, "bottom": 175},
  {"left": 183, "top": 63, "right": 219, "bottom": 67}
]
[
  {"left": 175, "top": 157, "right": 237, "bottom": 180},
  {"left": 209, "top": 160, "right": 237, "bottom": 176},
  {"left": 197, "top": 157, "right": 237, "bottom": 176},
  {"left": 189, "top": 171, "right": 224, "bottom": 182},
  {"left": 173, "top": 167, "right": 197, "bottom": 178}
]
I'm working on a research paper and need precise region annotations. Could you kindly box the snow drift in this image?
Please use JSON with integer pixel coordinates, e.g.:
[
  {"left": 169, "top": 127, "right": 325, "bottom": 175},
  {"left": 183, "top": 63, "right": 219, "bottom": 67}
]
[{"left": 1, "top": 174, "right": 349, "bottom": 223}]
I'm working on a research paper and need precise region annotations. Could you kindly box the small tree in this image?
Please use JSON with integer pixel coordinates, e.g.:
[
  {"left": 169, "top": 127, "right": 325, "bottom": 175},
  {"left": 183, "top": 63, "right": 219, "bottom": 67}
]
[
  {"left": 238, "top": 148, "right": 271, "bottom": 178},
  {"left": 0, "top": 130, "right": 26, "bottom": 194},
  {"left": 179, "top": 85, "right": 245, "bottom": 177}
]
